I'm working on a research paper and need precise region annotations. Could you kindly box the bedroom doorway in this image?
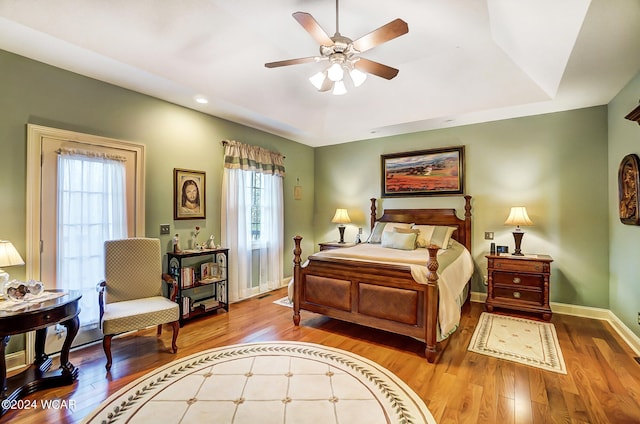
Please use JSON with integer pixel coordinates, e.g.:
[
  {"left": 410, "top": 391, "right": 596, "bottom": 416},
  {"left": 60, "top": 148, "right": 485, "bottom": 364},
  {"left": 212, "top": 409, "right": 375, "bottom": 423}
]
[{"left": 26, "top": 125, "right": 145, "bottom": 355}]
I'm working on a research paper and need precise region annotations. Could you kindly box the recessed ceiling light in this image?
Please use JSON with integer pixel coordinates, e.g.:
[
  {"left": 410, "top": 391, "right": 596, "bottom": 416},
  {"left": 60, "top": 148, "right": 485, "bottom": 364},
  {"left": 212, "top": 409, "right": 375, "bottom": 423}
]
[{"left": 194, "top": 95, "right": 209, "bottom": 104}]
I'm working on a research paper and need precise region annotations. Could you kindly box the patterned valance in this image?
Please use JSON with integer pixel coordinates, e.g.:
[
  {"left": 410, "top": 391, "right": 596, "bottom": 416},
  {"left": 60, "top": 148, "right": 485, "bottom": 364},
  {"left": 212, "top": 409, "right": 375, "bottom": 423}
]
[
  {"left": 57, "top": 147, "right": 127, "bottom": 162},
  {"left": 223, "top": 140, "right": 285, "bottom": 177}
]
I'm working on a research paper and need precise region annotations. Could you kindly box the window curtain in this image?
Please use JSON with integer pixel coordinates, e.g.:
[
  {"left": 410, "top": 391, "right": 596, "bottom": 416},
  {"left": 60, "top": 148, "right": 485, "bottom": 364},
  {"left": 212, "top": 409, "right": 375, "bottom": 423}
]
[
  {"left": 221, "top": 140, "right": 284, "bottom": 302},
  {"left": 57, "top": 149, "right": 127, "bottom": 328}
]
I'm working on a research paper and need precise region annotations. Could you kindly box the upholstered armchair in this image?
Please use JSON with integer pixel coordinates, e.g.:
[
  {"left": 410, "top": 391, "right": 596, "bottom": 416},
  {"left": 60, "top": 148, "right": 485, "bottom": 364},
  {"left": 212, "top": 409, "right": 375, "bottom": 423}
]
[{"left": 97, "top": 238, "right": 180, "bottom": 371}]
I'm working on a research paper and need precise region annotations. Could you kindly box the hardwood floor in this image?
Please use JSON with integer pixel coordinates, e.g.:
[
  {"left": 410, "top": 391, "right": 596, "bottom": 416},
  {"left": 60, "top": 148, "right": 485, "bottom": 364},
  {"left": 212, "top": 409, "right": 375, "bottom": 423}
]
[{"left": 5, "top": 287, "right": 640, "bottom": 423}]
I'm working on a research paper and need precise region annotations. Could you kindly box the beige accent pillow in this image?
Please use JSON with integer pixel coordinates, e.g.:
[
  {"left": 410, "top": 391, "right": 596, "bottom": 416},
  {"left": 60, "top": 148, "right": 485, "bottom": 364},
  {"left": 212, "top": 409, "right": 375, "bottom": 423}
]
[
  {"left": 394, "top": 227, "right": 420, "bottom": 248},
  {"left": 382, "top": 222, "right": 414, "bottom": 233},
  {"left": 381, "top": 231, "right": 417, "bottom": 250},
  {"left": 411, "top": 225, "right": 457, "bottom": 249},
  {"left": 411, "top": 225, "right": 436, "bottom": 248}
]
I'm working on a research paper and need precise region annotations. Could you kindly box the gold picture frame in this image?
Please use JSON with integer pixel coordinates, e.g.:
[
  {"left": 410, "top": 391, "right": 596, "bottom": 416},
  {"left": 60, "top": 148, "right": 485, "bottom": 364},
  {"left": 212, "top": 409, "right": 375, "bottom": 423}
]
[{"left": 174, "top": 168, "right": 206, "bottom": 220}]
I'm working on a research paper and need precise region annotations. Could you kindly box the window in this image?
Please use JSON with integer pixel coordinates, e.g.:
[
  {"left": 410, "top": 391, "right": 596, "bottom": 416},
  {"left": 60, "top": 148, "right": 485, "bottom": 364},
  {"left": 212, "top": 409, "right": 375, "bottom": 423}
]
[{"left": 249, "top": 172, "right": 263, "bottom": 242}]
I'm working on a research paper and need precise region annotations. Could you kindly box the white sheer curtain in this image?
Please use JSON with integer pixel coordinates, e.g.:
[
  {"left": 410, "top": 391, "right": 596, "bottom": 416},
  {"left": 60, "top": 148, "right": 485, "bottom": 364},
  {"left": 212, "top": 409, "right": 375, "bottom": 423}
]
[
  {"left": 221, "top": 140, "right": 284, "bottom": 302},
  {"left": 57, "top": 149, "right": 127, "bottom": 327}
]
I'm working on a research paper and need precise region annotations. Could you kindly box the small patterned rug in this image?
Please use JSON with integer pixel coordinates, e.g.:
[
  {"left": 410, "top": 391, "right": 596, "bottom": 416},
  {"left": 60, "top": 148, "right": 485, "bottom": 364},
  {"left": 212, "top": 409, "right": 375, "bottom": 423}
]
[
  {"left": 273, "top": 296, "right": 293, "bottom": 308},
  {"left": 468, "top": 313, "right": 567, "bottom": 374},
  {"left": 82, "top": 341, "right": 435, "bottom": 424}
]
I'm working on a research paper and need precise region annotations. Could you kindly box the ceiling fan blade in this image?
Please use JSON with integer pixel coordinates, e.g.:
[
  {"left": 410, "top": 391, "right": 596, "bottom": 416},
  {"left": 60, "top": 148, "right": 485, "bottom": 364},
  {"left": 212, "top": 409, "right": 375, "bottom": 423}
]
[
  {"left": 354, "top": 58, "right": 399, "bottom": 80},
  {"left": 265, "top": 56, "right": 320, "bottom": 68},
  {"left": 352, "top": 19, "right": 409, "bottom": 53},
  {"left": 293, "top": 12, "right": 334, "bottom": 46}
]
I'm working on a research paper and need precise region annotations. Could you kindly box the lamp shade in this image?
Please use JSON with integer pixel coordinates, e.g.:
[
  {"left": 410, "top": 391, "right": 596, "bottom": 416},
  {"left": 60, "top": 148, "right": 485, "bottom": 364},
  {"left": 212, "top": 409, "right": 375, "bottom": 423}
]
[
  {"left": 331, "top": 209, "right": 351, "bottom": 224},
  {"left": 504, "top": 207, "right": 533, "bottom": 229},
  {"left": 0, "top": 240, "right": 24, "bottom": 267}
]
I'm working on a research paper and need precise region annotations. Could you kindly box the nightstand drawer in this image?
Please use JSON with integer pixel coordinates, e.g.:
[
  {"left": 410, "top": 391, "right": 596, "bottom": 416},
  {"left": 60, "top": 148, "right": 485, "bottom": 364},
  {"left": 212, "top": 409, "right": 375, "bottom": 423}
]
[
  {"left": 493, "top": 287, "right": 543, "bottom": 304},
  {"left": 493, "top": 259, "right": 545, "bottom": 273},
  {"left": 493, "top": 271, "right": 543, "bottom": 288}
]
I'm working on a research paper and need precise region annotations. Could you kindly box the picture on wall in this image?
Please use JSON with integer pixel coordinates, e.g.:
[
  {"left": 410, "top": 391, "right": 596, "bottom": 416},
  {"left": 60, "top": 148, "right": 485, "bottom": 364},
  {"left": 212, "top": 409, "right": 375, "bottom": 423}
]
[
  {"left": 618, "top": 153, "right": 640, "bottom": 225},
  {"left": 381, "top": 146, "right": 465, "bottom": 197},
  {"left": 174, "top": 168, "right": 206, "bottom": 220}
]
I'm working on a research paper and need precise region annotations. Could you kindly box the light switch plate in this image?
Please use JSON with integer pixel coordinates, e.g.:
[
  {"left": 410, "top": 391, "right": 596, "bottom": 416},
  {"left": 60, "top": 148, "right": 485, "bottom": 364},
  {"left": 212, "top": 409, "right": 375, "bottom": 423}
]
[
  {"left": 484, "top": 231, "right": 494, "bottom": 240},
  {"left": 160, "top": 224, "right": 170, "bottom": 235}
]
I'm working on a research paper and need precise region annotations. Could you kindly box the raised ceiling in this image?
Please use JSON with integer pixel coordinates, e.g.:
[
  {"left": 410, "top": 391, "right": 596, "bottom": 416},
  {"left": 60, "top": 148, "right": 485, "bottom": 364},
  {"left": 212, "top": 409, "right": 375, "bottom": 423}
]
[{"left": 1, "top": 0, "right": 639, "bottom": 147}]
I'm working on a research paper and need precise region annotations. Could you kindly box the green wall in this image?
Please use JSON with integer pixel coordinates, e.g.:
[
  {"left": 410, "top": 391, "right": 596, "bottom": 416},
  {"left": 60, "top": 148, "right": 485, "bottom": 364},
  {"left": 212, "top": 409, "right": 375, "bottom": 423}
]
[
  {"left": 608, "top": 70, "right": 640, "bottom": 338},
  {"left": 2, "top": 46, "right": 636, "bottom": 343},
  {"left": 0, "top": 49, "right": 315, "bottom": 289},
  {"left": 314, "top": 107, "right": 610, "bottom": 308}
]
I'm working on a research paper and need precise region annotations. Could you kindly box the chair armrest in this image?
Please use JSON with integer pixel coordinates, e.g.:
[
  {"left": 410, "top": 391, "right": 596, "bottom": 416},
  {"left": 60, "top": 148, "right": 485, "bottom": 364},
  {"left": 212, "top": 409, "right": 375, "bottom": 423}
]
[
  {"left": 96, "top": 280, "right": 106, "bottom": 325},
  {"left": 162, "top": 273, "right": 178, "bottom": 301}
]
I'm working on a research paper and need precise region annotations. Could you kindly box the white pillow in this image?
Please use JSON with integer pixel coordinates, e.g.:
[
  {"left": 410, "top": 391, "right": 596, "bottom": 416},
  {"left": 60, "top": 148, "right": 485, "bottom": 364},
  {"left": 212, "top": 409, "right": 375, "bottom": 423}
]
[{"left": 366, "top": 221, "right": 386, "bottom": 243}]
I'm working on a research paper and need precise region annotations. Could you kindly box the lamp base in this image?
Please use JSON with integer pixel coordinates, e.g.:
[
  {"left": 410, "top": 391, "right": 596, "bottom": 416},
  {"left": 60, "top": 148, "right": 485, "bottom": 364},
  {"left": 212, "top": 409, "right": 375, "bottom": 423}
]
[
  {"left": 338, "top": 225, "right": 346, "bottom": 244},
  {"left": 512, "top": 231, "right": 525, "bottom": 256}
]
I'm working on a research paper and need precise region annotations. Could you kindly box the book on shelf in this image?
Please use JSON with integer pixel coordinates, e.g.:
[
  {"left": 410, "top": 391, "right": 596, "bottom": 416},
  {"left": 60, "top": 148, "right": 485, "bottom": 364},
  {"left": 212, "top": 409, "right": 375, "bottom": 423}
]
[
  {"left": 182, "top": 296, "right": 191, "bottom": 318},
  {"left": 181, "top": 266, "right": 195, "bottom": 288},
  {"left": 196, "top": 298, "right": 220, "bottom": 311}
]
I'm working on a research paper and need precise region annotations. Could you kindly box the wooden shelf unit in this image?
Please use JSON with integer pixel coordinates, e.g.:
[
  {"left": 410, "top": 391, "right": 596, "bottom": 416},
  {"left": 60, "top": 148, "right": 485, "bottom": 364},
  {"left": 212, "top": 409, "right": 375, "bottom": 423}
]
[{"left": 167, "top": 248, "right": 229, "bottom": 325}]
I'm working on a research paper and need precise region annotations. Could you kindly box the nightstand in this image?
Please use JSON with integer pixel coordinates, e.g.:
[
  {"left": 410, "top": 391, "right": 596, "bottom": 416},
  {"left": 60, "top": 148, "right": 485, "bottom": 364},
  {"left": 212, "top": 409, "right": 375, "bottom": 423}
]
[
  {"left": 318, "top": 241, "right": 357, "bottom": 251},
  {"left": 485, "top": 254, "right": 553, "bottom": 320}
]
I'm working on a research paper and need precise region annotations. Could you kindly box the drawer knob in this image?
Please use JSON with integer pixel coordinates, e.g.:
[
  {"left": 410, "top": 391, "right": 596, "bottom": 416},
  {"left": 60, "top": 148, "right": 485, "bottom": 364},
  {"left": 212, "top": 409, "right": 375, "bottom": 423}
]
[
  {"left": 513, "top": 291, "right": 521, "bottom": 299},
  {"left": 535, "top": 265, "right": 541, "bottom": 271},
  {"left": 513, "top": 277, "right": 521, "bottom": 284},
  {"left": 44, "top": 314, "right": 51, "bottom": 320},
  {"left": 496, "top": 263, "right": 501, "bottom": 268}
]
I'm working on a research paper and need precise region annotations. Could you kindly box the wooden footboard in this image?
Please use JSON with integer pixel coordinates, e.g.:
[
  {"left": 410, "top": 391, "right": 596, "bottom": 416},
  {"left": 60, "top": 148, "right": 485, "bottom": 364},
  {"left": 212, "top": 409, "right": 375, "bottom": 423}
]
[{"left": 292, "top": 236, "right": 442, "bottom": 362}]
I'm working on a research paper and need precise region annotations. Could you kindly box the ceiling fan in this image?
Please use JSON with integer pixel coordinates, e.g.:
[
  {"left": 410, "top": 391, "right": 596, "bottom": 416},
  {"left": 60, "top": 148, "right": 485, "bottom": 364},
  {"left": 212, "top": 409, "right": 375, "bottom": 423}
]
[{"left": 264, "top": 0, "right": 409, "bottom": 95}]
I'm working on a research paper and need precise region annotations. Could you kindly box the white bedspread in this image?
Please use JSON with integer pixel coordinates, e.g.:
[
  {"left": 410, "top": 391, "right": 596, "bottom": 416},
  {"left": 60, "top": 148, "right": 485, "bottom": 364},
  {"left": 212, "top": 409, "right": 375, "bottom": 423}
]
[{"left": 311, "top": 241, "right": 474, "bottom": 337}]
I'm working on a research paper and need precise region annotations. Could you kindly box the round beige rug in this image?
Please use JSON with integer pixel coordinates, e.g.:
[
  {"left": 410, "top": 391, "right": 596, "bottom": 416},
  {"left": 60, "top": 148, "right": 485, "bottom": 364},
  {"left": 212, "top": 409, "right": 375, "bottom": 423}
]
[{"left": 82, "top": 341, "right": 435, "bottom": 424}]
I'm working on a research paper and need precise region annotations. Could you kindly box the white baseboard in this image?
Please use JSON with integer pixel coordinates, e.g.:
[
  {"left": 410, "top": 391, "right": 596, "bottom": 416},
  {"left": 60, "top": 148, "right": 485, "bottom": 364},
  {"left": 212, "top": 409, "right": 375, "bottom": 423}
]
[
  {"left": 471, "top": 291, "right": 640, "bottom": 356},
  {"left": 6, "top": 350, "right": 27, "bottom": 373}
]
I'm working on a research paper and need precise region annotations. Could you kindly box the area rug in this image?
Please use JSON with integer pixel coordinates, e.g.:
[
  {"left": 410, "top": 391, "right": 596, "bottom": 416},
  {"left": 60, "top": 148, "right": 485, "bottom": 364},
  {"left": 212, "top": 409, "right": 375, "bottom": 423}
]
[
  {"left": 82, "top": 341, "right": 435, "bottom": 424},
  {"left": 468, "top": 312, "right": 567, "bottom": 374},
  {"left": 273, "top": 296, "right": 293, "bottom": 308}
]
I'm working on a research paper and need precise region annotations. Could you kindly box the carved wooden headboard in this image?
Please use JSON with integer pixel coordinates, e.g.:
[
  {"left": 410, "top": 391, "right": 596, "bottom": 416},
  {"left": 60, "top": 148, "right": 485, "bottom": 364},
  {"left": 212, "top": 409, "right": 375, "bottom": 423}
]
[{"left": 369, "top": 195, "right": 472, "bottom": 251}]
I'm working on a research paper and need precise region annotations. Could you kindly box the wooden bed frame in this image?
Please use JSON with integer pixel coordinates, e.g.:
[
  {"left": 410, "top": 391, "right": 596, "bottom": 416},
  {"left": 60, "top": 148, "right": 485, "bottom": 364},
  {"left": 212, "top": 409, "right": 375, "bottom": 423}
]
[{"left": 292, "top": 195, "right": 472, "bottom": 362}]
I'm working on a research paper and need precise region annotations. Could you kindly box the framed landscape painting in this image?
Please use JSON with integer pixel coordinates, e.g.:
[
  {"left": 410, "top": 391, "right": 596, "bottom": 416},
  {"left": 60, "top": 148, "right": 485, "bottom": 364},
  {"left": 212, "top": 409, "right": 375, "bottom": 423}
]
[
  {"left": 174, "top": 168, "right": 206, "bottom": 220},
  {"left": 381, "top": 146, "right": 465, "bottom": 197}
]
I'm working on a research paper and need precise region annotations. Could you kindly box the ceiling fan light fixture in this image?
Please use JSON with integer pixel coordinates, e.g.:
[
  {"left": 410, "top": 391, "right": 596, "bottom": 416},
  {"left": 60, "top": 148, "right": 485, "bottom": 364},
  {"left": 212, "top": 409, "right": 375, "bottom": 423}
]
[
  {"left": 327, "top": 62, "right": 344, "bottom": 82},
  {"left": 309, "top": 71, "right": 327, "bottom": 90},
  {"left": 349, "top": 68, "right": 367, "bottom": 87},
  {"left": 332, "top": 80, "right": 347, "bottom": 95}
]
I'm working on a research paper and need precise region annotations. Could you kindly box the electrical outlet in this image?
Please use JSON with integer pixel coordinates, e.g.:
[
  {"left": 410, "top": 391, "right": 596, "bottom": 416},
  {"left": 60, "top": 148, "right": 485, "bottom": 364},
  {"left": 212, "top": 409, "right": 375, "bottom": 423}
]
[
  {"left": 160, "top": 224, "right": 170, "bottom": 235},
  {"left": 484, "top": 231, "right": 494, "bottom": 240},
  {"left": 358, "top": 227, "right": 363, "bottom": 234}
]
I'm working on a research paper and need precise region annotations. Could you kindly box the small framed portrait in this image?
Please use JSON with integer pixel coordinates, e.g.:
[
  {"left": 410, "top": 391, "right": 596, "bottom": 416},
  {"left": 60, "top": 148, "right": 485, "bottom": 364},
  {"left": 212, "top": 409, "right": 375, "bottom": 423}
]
[
  {"left": 381, "top": 146, "right": 465, "bottom": 197},
  {"left": 618, "top": 153, "right": 640, "bottom": 225},
  {"left": 174, "top": 168, "right": 206, "bottom": 220}
]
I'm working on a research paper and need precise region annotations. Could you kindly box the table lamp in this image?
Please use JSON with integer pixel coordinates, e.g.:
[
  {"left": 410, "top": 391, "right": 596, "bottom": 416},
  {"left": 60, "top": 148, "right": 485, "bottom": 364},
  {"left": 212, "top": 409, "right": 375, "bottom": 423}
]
[
  {"left": 331, "top": 208, "right": 351, "bottom": 244},
  {"left": 0, "top": 240, "right": 25, "bottom": 284},
  {"left": 504, "top": 207, "right": 533, "bottom": 256}
]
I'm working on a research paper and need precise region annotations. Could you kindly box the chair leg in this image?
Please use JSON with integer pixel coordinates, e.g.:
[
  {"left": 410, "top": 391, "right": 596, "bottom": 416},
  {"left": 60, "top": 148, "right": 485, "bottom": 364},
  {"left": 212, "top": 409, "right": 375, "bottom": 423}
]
[
  {"left": 170, "top": 321, "right": 179, "bottom": 354},
  {"left": 103, "top": 335, "right": 114, "bottom": 371},
  {"left": 157, "top": 324, "right": 162, "bottom": 336}
]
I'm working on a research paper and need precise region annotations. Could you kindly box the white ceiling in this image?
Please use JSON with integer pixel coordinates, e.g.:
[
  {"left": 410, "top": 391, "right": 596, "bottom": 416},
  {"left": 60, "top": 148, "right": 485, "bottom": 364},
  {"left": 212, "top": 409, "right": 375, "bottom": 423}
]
[{"left": 1, "top": 0, "right": 639, "bottom": 147}]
